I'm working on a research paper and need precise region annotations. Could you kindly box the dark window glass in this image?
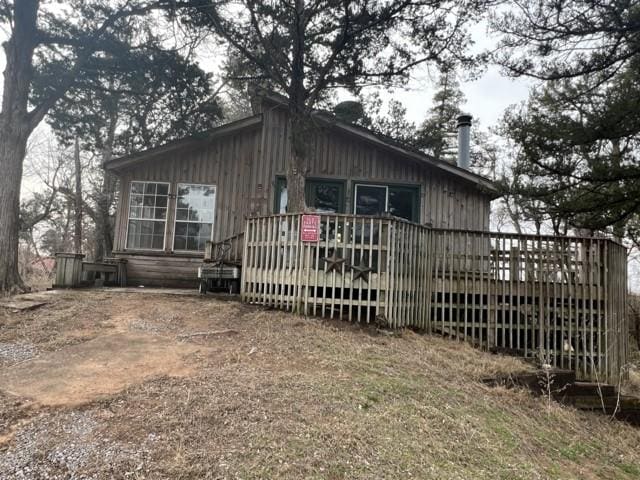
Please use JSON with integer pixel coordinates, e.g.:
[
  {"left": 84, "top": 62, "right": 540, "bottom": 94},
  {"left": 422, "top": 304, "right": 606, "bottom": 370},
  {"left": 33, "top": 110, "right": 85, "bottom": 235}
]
[
  {"left": 308, "top": 181, "right": 344, "bottom": 213},
  {"left": 275, "top": 177, "right": 344, "bottom": 213},
  {"left": 157, "top": 184, "right": 169, "bottom": 196},
  {"left": 174, "top": 236, "right": 187, "bottom": 250},
  {"left": 354, "top": 185, "right": 387, "bottom": 216},
  {"left": 353, "top": 183, "right": 419, "bottom": 221},
  {"left": 388, "top": 187, "right": 419, "bottom": 222}
]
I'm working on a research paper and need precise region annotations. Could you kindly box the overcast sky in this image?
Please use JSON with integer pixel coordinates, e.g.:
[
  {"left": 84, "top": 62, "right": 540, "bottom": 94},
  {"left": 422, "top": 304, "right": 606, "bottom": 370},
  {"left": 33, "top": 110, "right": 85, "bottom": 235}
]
[
  {"left": 194, "top": 19, "right": 535, "bottom": 129},
  {"left": 332, "top": 20, "right": 536, "bottom": 129},
  {"left": 333, "top": 63, "right": 534, "bottom": 130}
]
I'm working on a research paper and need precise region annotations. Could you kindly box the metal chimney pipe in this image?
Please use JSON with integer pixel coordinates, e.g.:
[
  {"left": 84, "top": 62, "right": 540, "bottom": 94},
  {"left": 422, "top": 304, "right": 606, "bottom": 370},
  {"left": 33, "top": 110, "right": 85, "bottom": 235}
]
[{"left": 457, "top": 114, "right": 472, "bottom": 169}]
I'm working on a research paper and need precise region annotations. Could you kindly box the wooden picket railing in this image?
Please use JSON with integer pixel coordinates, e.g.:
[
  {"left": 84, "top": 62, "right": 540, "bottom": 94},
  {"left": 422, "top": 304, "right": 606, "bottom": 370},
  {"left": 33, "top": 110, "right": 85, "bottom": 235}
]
[
  {"left": 205, "top": 232, "right": 245, "bottom": 265},
  {"left": 240, "top": 213, "right": 628, "bottom": 383}
]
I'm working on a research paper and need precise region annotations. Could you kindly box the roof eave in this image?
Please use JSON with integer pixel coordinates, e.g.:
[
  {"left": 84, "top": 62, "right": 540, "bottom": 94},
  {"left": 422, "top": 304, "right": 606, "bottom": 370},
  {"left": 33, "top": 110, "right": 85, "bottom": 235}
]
[{"left": 103, "top": 114, "right": 263, "bottom": 172}]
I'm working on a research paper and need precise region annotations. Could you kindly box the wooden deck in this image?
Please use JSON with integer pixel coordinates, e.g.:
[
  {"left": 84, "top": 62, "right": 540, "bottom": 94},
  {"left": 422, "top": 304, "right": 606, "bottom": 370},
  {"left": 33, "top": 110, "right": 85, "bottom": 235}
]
[{"left": 240, "top": 213, "right": 628, "bottom": 383}]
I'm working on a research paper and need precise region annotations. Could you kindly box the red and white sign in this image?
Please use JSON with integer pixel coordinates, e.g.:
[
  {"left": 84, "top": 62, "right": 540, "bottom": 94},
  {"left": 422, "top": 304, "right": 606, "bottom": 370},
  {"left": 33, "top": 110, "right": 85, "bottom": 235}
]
[{"left": 301, "top": 214, "right": 321, "bottom": 242}]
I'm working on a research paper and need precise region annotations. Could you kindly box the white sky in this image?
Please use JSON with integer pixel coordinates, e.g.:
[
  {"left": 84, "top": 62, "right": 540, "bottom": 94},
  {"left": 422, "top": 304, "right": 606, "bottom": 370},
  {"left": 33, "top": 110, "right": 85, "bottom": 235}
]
[
  {"left": 336, "top": 64, "right": 534, "bottom": 129},
  {"left": 327, "top": 19, "right": 535, "bottom": 128},
  {"left": 194, "top": 19, "right": 535, "bottom": 128}
]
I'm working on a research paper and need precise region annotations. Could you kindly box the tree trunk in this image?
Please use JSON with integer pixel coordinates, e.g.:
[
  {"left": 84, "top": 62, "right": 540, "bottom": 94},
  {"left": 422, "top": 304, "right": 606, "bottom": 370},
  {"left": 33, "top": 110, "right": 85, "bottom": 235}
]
[
  {"left": 0, "top": 0, "right": 40, "bottom": 294},
  {"left": 95, "top": 106, "right": 118, "bottom": 260},
  {"left": 285, "top": 0, "right": 309, "bottom": 213},
  {"left": 61, "top": 201, "right": 73, "bottom": 251},
  {"left": 0, "top": 133, "right": 29, "bottom": 293},
  {"left": 287, "top": 115, "right": 308, "bottom": 212},
  {"left": 94, "top": 171, "right": 116, "bottom": 260},
  {"left": 73, "top": 138, "right": 82, "bottom": 254}
]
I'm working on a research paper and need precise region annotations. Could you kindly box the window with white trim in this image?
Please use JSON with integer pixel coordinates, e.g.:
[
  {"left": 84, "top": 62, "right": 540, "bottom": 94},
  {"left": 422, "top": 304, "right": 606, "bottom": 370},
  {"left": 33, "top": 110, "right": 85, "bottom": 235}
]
[
  {"left": 126, "top": 181, "right": 169, "bottom": 250},
  {"left": 173, "top": 184, "right": 216, "bottom": 252}
]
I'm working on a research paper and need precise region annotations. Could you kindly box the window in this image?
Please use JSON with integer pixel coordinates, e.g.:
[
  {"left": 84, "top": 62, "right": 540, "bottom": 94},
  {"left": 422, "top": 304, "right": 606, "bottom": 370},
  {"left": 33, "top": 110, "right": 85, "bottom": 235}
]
[
  {"left": 307, "top": 180, "right": 345, "bottom": 213},
  {"left": 354, "top": 185, "right": 387, "bottom": 216},
  {"left": 276, "top": 177, "right": 288, "bottom": 214},
  {"left": 275, "top": 177, "right": 345, "bottom": 213},
  {"left": 388, "top": 186, "right": 420, "bottom": 222},
  {"left": 173, "top": 184, "right": 216, "bottom": 252},
  {"left": 126, "top": 181, "right": 169, "bottom": 250},
  {"left": 354, "top": 183, "right": 419, "bottom": 222}
]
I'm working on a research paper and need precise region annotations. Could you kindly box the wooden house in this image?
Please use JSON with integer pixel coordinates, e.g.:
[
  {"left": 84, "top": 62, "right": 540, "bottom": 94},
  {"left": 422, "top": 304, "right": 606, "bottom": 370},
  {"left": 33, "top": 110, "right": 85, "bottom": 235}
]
[
  {"left": 104, "top": 92, "right": 498, "bottom": 288},
  {"left": 104, "top": 92, "right": 628, "bottom": 384}
]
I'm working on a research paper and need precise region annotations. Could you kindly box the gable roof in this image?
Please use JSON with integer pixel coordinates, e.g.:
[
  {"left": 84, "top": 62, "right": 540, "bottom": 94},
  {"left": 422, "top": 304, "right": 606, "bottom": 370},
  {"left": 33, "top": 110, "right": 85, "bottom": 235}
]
[
  {"left": 103, "top": 114, "right": 263, "bottom": 171},
  {"left": 104, "top": 92, "right": 499, "bottom": 198}
]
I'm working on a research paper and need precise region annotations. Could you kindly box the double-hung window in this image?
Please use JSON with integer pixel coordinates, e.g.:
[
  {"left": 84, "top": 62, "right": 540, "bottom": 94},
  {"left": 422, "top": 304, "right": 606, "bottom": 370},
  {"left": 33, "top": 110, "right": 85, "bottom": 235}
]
[
  {"left": 126, "top": 181, "right": 169, "bottom": 250},
  {"left": 173, "top": 184, "right": 216, "bottom": 252}
]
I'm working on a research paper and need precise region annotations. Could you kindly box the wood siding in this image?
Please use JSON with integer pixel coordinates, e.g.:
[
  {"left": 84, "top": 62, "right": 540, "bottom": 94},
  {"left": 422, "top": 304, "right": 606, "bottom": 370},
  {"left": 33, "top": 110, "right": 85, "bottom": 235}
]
[
  {"left": 111, "top": 124, "right": 262, "bottom": 286},
  {"left": 115, "top": 253, "right": 204, "bottom": 288},
  {"left": 258, "top": 105, "right": 492, "bottom": 230},
  {"left": 110, "top": 104, "right": 492, "bottom": 286}
]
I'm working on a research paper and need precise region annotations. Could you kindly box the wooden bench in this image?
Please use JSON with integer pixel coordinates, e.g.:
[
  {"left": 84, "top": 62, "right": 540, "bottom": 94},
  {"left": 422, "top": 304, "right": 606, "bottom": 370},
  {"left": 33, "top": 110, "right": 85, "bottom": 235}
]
[
  {"left": 82, "top": 258, "right": 127, "bottom": 287},
  {"left": 54, "top": 253, "right": 127, "bottom": 288}
]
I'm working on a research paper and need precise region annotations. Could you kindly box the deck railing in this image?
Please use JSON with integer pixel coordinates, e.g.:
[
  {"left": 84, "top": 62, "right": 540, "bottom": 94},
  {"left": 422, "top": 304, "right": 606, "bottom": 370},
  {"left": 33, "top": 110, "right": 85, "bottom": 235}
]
[
  {"left": 205, "top": 232, "right": 245, "bottom": 265},
  {"left": 240, "top": 213, "right": 628, "bottom": 382}
]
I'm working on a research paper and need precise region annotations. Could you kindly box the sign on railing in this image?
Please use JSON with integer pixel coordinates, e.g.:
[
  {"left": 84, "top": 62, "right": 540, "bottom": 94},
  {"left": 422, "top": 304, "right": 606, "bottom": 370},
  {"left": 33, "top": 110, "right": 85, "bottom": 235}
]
[{"left": 301, "top": 214, "right": 321, "bottom": 242}]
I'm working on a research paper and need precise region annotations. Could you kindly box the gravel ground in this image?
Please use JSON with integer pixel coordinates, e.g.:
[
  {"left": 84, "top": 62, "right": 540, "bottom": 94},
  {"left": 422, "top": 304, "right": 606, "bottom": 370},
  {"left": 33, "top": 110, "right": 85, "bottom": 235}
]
[
  {"left": 0, "top": 409, "right": 157, "bottom": 479},
  {"left": 0, "top": 342, "right": 38, "bottom": 367},
  {"left": 127, "top": 309, "right": 183, "bottom": 335}
]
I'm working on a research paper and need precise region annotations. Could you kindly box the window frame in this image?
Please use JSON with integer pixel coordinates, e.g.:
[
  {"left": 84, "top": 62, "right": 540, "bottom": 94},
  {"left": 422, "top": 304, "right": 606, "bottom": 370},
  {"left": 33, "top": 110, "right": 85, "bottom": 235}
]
[
  {"left": 171, "top": 182, "right": 217, "bottom": 253},
  {"left": 274, "top": 176, "right": 347, "bottom": 214},
  {"left": 125, "top": 180, "right": 171, "bottom": 252},
  {"left": 353, "top": 181, "right": 421, "bottom": 222},
  {"left": 274, "top": 176, "right": 287, "bottom": 214},
  {"left": 353, "top": 184, "right": 389, "bottom": 216}
]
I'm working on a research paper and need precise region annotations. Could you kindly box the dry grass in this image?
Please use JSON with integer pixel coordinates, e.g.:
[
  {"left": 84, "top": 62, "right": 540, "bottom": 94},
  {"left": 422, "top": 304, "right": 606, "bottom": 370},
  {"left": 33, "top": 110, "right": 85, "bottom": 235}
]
[{"left": 1, "top": 291, "right": 640, "bottom": 479}]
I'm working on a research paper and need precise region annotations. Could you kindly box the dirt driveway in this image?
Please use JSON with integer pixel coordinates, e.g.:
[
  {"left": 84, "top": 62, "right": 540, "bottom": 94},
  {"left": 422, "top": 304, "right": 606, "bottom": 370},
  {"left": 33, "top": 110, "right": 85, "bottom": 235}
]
[
  {"left": 0, "top": 290, "right": 248, "bottom": 408},
  {"left": 0, "top": 289, "right": 269, "bottom": 478}
]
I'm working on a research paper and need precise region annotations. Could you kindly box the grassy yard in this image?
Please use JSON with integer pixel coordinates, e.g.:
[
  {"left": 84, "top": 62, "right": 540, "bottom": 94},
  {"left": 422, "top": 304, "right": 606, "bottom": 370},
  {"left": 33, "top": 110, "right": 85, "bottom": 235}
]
[{"left": 0, "top": 290, "right": 638, "bottom": 479}]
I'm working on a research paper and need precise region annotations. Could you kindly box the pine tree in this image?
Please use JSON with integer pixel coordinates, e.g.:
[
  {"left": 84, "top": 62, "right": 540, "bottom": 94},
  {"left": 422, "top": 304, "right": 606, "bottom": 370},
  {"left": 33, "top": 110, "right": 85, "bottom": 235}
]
[
  {"left": 416, "top": 71, "right": 466, "bottom": 163},
  {"left": 500, "top": 61, "right": 640, "bottom": 238}
]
